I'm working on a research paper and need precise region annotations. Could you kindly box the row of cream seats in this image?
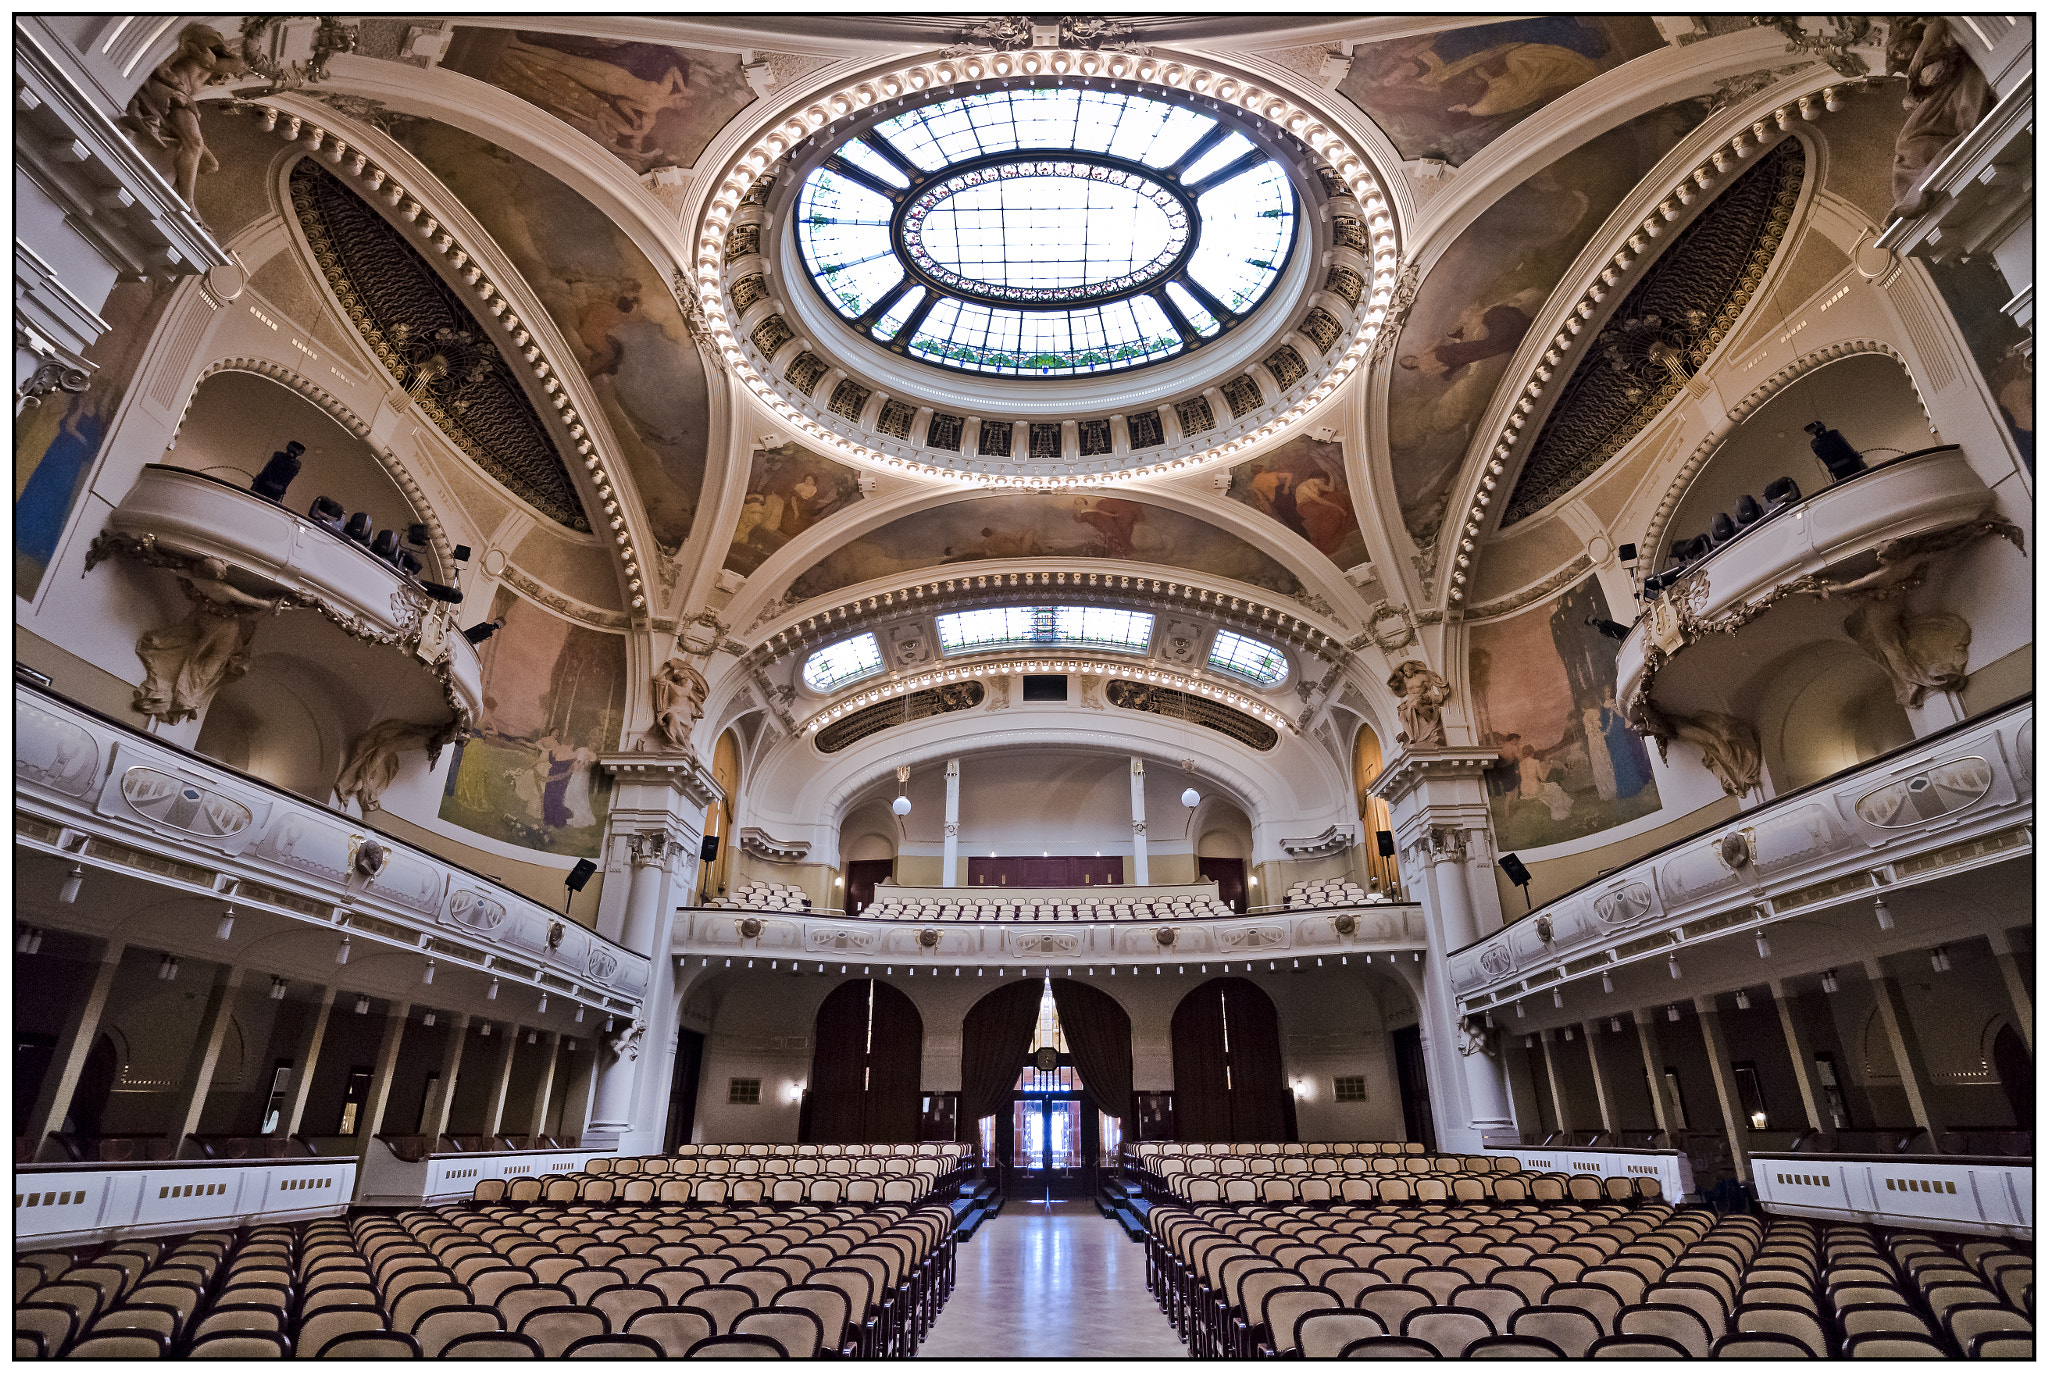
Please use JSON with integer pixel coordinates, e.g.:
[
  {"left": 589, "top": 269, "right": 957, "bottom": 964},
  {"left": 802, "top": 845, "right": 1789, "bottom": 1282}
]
[{"left": 861, "top": 894, "right": 1234, "bottom": 922}]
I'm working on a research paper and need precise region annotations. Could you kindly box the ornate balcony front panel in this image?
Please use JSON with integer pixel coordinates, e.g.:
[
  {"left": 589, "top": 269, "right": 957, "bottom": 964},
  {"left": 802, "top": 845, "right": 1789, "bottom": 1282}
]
[
  {"left": 358, "top": 1143, "right": 614, "bottom": 1209},
  {"left": 678, "top": 897, "right": 1425, "bottom": 967},
  {"left": 14, "top": 1155, "right": 357, "bottom": 1249},
  {"left": 15, "top": 683, "right": 649, "bottom": 1010},
  {"left": 97, "top": 464, "right": 482, "bottom": 717},
  {"left": 1619, "top": 446, "right": 2005, "bottom": 716},
  {"left": 1448, "top": 699, "right": 2031, "bottom": 1009},
  {"left": 1750, "top": 1151, "right": 2033, "bottom": 1239}
]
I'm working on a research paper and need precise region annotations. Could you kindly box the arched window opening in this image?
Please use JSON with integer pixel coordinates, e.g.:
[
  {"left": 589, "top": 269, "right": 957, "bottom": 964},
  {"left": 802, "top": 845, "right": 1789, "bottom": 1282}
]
[{"left": 1353, "top": 725, "right": 1400, "bottom": 897}]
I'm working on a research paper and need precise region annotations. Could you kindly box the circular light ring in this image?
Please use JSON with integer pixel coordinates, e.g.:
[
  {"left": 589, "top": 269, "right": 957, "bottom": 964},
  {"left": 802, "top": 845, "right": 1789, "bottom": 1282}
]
[{"left": 697, "top": 52, "right": 1398, "bottom": 487}]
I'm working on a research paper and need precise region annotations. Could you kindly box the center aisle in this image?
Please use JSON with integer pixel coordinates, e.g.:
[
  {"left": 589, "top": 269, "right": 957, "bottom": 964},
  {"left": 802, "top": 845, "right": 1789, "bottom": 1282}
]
[{"left": 918, "top": 1200, "right": 1188, "bottom": 1359}]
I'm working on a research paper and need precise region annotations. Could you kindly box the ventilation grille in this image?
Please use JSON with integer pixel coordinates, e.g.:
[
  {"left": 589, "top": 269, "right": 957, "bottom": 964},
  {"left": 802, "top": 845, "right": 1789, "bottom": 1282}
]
[
  {"left": 1105, "top": 680, "right": 1277, "bottom": 750},
  {"left": 785, "top": 352, "right": 827, "bottom": 395},
  {"left": 926, "top": 412, "right": 964, "bottom": 451},
  {"left": 1129, "top": 410, "right": 1165, "bottom": 449},
  {"left": 816, "top": 681, "right": 987, "bottom": 753}
]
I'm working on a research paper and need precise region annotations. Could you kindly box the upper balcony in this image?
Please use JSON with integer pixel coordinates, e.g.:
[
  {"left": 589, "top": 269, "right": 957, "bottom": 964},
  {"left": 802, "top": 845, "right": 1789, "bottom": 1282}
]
[
  {"left": 15, "top": 681, "right": 649, "bottom": 1016},
  {"left": 680, "top": 881, "right": 1426, "bottom": 967},
  {"left": 1446, "top": 696, "right": 2031, "bottom": 1017},
  {"left": 94, "top": 464, "right": 483, "bottom": 719},
  {"left": 1618, "top": 445, "right": 1999, "bottom": 719}
]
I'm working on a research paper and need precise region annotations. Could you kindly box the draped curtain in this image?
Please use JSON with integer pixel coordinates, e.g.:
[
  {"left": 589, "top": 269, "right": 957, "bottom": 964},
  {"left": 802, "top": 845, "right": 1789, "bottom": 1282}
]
[
  {"left": 805, "top": 979, "right": 924, "bottom": 1143},
  {"left": 1170, "top": 977, "right": 1290, "bottom": 1142},
  {"left": 955, "top": 978, "right": 1043, "bottom": 1150},
  {"left": 1050, "top": 978, "right": 1135, "bottom": 1145}
]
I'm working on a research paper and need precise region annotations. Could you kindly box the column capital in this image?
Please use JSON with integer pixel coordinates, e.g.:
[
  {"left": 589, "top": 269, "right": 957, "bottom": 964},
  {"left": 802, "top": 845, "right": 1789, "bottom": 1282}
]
[
  {"left": 599, "top": 752, "right": 722, "bottom": 812},
  {"left": 1368, "top": 746, "right": 1503, "bottom": 808}
]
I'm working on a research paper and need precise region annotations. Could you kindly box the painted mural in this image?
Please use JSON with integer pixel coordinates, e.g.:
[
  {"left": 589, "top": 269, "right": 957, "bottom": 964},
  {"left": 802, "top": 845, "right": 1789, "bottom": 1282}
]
[
  {"left": 1928, "top": 255, "right": 2034, "bottom": 467},
  {"left": 441, "top": 28, "right": 756, "bottom": 174},
  {"left": 1224, "top": 436, "right": 1366, "bottom": 570},
  {"left": 1338, "top": 17, "right": 1664, "bottom": 166},
  {"left": 1468, "top": 575, "right": 1661, "bottom": 849},
  {"left": 438, "top": 588, "right": 625, "bottom": 855},
  {"left": 15, "top": 280, "right": 173, "bottom": 596},
  {"left": 394, "top": 121, "right": 709, "bottom": 552},
  {"left": 1387, "top": 101, "right": 1710, "bottom": 545},
  {"left": 723, "top": 442, "right": 866, "bottom": 578},
  {"left": 786, "top": 494, "right": 1306, "bottom": 603}
]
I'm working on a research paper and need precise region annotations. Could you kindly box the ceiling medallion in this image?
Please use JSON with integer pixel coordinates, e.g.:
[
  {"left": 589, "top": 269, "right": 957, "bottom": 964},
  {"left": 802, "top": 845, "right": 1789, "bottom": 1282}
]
[{"left": 693, "top": 49, "right": 1400, "bottom": 490}]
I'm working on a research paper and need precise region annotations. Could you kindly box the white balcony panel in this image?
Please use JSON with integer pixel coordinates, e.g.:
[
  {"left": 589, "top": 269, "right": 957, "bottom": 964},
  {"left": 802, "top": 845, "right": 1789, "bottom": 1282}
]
[
  {"left": 14, "top": 1157, "right": 356, "bottom": 1249},
  {"left": 1751, "top": 1152, "right": 2033, "bottom": 1239},
  {"left": 1490, "top": 1146, "right": 1695, "bottom": 1204},
  {"left": 357, "top": 1144, "right": 614, "bottom": 1208}
]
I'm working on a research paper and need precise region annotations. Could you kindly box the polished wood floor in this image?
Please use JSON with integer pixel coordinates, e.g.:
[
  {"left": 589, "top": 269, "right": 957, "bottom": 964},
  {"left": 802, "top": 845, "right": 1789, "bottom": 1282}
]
[{"left": 919, "top": 1200, "right": 1187, "bottom": 1359}]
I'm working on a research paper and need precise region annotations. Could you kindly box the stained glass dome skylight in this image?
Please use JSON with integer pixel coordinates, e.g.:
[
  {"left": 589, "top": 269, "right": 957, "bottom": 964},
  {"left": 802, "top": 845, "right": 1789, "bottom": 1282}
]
[{"left": 796, "top": 87, "right": 1297, "bottom": 377}]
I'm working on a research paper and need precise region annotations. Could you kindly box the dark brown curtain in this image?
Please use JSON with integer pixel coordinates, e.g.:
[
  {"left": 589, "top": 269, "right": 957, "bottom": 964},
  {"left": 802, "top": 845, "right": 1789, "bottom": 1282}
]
[
  {"left": 1050, "top": 978, "right": 1134, "bottom": 1144},
  {"left": 1171, "top": 977, "right": 1289, "bottom": 1142},
  {"left": 956, "top": 977, "right": 1042, "bottom": 1148},
  {"left": 805, "top": 979, "right": 924, "bottom": 1143}
]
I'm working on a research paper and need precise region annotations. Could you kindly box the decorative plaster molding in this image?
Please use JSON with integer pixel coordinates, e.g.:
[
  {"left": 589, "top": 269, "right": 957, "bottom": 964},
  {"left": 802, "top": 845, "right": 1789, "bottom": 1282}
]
[
  {"left": 1280, "top": 824, "right": 1355, "bottom": 857},
  {"left": 738, "top": 827, "right": 810, "bottom": 862}
]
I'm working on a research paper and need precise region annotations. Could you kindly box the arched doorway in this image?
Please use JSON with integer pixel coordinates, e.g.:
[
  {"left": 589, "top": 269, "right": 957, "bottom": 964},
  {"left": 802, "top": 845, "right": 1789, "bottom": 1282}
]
[
  {"left": 1353, "top": 725, "right": 1400, "bottom": 897},
  {"left": 802, "top": 980, "right": 922, "bottom": 1143},
  {"left": 1172, "top": 978, "right": 1291, "bottom": 1142},
  {"left": 701, "top": 731, "right": 741, "bottom": 903}
]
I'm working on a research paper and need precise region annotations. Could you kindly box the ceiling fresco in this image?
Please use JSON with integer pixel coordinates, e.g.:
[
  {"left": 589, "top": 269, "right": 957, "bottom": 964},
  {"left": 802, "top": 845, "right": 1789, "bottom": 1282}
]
[
  {"left": 723, "top": 442, "right": 868, "bottom": 579},
  {"left": 1222, "top": 436, "right": 1368, "bottom": 572}
]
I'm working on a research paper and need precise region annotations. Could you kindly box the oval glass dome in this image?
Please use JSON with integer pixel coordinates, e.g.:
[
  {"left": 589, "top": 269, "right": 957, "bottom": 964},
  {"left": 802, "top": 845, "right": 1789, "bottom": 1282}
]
[{"left": 795, "top": 86, "right": 1298, "bottom": 378}]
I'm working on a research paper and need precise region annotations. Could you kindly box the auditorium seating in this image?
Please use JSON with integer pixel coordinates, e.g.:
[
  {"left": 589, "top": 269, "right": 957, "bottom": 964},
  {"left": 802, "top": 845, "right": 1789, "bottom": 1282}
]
[
  {"left": 15, "top": 1187, "right": 958, "bottom": 1357},
  {"left": 857, "top": 892, "right": 1235, "bottom": 921},
  {"left": 465, "top": 1144, "right": 974, "bottom": 1209},
  {"left": 1283, "top": 878, "right": 1380, "bottom": 909},
  {"left": 707, "top": 882, "right": 811, "bottom": 912},
  {"left": 1143, "top": 1196, "right": 2034, "bottom": 1358}
]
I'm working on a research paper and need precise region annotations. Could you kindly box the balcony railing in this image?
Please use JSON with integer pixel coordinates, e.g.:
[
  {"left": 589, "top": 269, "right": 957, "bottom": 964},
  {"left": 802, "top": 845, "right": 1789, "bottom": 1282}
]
[
  {"left": 1619, "top": 445, "right": 1999, "bottom": 713},
  {"left": 15, "top": 1153, "right": 359, "bottom": 1248},
  {"left": 96, "top": 464, "right": 485, "bottom": 714},
  {"left": 1447, "top": 697, "right": 2032, "bottom": 1010},
  {"left": 15, "top": 681, "right": 649, "bottom": 1014}
]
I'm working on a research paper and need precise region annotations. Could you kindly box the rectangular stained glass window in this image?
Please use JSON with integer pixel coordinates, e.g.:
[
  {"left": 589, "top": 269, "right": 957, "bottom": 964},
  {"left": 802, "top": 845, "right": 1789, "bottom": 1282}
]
[
  {"left": 1207, "top": 629, "right": 1288, "bottom": 685},
  {"left": 936, "top": 606, "right": 1155, "bottom": 656}
]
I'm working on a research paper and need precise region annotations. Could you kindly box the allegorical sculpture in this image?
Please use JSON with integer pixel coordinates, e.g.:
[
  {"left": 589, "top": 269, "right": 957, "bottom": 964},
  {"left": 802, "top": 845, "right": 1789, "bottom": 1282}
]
[
  {"left": 119, "top": 23, "right": 245, "bottom": 204},
  {"left": 1886, "top": 16, "right": 1993, "bottom": 217},
  {"left": 334, "top": 717, "right": 460, "bottom": 814},
  {"left": 1387, "top": 659, "right": 1450, "bottom": 747},
  {"left": 133, "top": 557, "right": 285, "bottom": 724},
  {"left": 650, "top": 658, "right": 709, "bottom": 751},
  {"left": 1636, "top": 702, "right": 1763, "bottom": 798}
]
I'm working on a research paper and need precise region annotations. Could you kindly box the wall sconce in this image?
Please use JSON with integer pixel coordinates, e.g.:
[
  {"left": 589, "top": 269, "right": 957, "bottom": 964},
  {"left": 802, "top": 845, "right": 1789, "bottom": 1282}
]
[
  {"left": 269, "top": 977, "right": 288, "bottom": 1000},
  {"left": 1734, "top": 989, "right": 1751, "bottom": 1010},
  {"left": 215, "top": 906, "right": 236, "bottom": 941},
  {"left": 527, "top": 1031, "right": 537, "bottom": 1044},
  {"left": 1562, "top": 1026, "right": 1575, "bottom": 1042},
  {"left": 1874, "top": 896, "right": 1893, "bottom": 930},
  {"left": 354, "top": 996, "right": 370, "bottom": 1015},
  {"left": 480, "top": 1022, "right": 493, "bottom": 1037},
  {"left": 1609, "top": 1017, "right": 1622, "bottom": 1034},
  {"left": 157, "top": 955, "right": 180, "bottom": 981},
  {"left": 1930, "top": 946, "right": 1952, "bottom": 973},
  {"left": 1821, "top": 969, "right": 1839, "bottom": 994},
  {"left": 15, "top": 926, "right": 44, "bottom": 955},
  {"left": 422, "top": 1012, "right": 436, "bottom": 1027},
  {"left": 58, "top": 865, "right": 84, "bottom": 904},
  {"left": 1666, "top": 1004, "right": 1680, "bottom": 1022}
]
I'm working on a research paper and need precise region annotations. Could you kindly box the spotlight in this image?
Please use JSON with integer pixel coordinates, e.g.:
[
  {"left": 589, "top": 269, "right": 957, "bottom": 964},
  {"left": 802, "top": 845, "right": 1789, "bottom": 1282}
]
[
  {"left": 250, "top": 441, "right": 305, "bottom": 502},
  {"left": 1666, "top": 1004, "right": 1680, "bottom": 1022},
  {"left": 463, "top": 617, "right": 506, "bottom": 645},
  {"left": 216, "top": 906, "right": 236, "bottom": 940},
  {"left": 415, "top": 579, "right": 464, "bottom": 605},
  {"left": 1755, "top": 931, "right": 1772, "bottom": 959},
  {"left": 335, "top": 935, "right": 351, "bottom": 965},
  {"left": 452, "top": 544, "right": 472, "bottom": 563},
  {"left": 1874, "top": 896, "right": 1893, "bottom": 931},
  {"left": 423, "top": 961, "right": 436, "bottom": 985},
  {"left": 488, "top": 978, "right": 499, "bottom": 1000},
  {"left": 370, "top": 529, "right": 401, "bottom": 561},
  {"left": 1821, "top": 969, "right": 1839, "bottom": 994},
  {"left": 58, "top": 865, "right": 84, "bottom": 904},
  {"left": 354, "top": 996, "right": 370, "bottom": 1015},
  {"left": 1805, "top": 420, "right": 1866, "bottom": 481},
  {"left": 1667, "top": 953, "right": 1682, "bottom": 979},
  {"left": 269, "top": 976, "right": 288, "bottom": 1000},
  {"left": 307, "top": 495, "right": 345, "bottom": 532},
  {"left": 342, "top": 511, "right": 373, "bottom": 544},
  {"left": 1734, "top": 990, "right": 1751, "bottom": 1010},
  {"left": 1601, "top": 972, "right": 1613, "bottom": 994}
]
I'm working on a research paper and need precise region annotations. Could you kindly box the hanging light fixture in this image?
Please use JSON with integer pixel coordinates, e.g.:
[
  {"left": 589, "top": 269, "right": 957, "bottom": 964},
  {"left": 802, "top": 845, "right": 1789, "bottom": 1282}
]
[
  {"left": 575, "top": 1005, "right": 585, "bottom": 1023},
  {"left": 892, "top": 763, "right": 912, "bottom": 815},
  {"left": 1755, "top": 930, "right": 1772, "bottom": 959},
  {"left": 1601, "top": 971, "right": 1613, "bottom": 994},
  {"left": 487, "top": 977, "right": 499, "bottom": 1000},
  {"left": 1666, "top": 1003, "right": 1680, "bottom": 1022},
  {"left": 423, "top": 1012, "right": 436, "bottom": 1027},
  {"left": 538, "top": 994, "right": 549, "bottom": 1013},
  {"left": 1821, "top": 969, "right": 1839, "bottom": 994},
  {"left": 1667, "top": 952, "right": 1682, "bottom": 980},
  {"left": 1515, "top": 1001, "right": 1525, "bottom": 1019},
  {"left": 1551, "top": 987, "right": 1564, "bottom": 1009},
  {"left": 354, "top": 996, "right": 370, "bottom": 1015},
  {"left": 335, "top": 935, "right": 351, "bottom": 965},
  {"left": 158, "top": 955, "right": 180, "bottom": 981},
  {"left": 1609, "top": 1017, "right": 1622, "bottom": 1033},
  {"left": 1734, "top": 990, "right": 1751, "bottom": 1010},
  {"left": 422, "top": 961, "right": 436, "bottom": 985},
  {"left": 58, "top": 865, "right": 84, "bottom": 904},
  {"left": 1874, "top": 896, "right": 1893, "bottom": 930},
  {"left": 269, "top": 976, "right": 289, "bottom": 1000},
  {"left": 215, "top": 906, "right": 236, "bottom": 941},
  {"left": 16, "top": 926, "right": 44, "bottom": 955},
  {"left": 1930, "top": 946, "right": 1951, "bottom": 973},
  {"left": 480, "top": 1021, "right": 493, "bottom": 1037}
]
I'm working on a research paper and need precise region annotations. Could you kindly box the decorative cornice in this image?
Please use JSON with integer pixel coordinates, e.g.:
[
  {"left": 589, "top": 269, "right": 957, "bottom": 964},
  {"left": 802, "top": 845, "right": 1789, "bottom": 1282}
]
[
  {"left": 599, "top": 752, "right": 723, "bottom": 811},
  {"left": 1365, "top": 745, "right": 1502, "bottom": 807},
  {"left": 738, "top": 827, "right": 810, "bottom": 862},
  {"left": 1280, "top": 824, "right": 1355, "bottom": 857}
]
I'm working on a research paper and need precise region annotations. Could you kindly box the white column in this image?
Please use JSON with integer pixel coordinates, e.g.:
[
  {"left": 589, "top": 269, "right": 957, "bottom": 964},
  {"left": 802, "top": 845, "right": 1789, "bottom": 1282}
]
[
  {"left": 942, "top": 759, "right": 960, "bottom": 888},
  {"left": 1422, "top": 830, "right": 1516, "bottom": 1145},
  {"left": 1130, "top": 758, "right": 1149, "bottom": 885},
  {"left": 591, "top": 836, "right": 673, "bottom": 1145}
]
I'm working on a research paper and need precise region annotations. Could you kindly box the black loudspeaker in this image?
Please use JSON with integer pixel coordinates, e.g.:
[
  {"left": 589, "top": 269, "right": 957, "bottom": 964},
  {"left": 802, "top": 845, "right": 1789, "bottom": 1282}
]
[
  {"left": 1617, "top": 543, "right": 1638, "bottom": 564},
  {"left": 1375, "top": 830, "right": 1397, "bottom": 858},
  {"left": 1498, "top": 853, "right": 1532, "bottom": 887},
  {"left": 700, "top": 835, "right": 721, "bottom": 863},
  {"left": 565, "top": 858, "right": 598, "bottom": 892}
]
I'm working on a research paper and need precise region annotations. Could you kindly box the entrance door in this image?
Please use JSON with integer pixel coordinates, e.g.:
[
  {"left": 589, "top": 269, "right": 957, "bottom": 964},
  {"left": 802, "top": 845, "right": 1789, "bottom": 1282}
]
[
  {"left": 1391, "top": 1026, "right": 1437, "bottom": 1152},
  {"left": 1008, "top": 1056, "right": 1097, "bottom": 1201},
  {"left": 844, "top": 859, "right": 895, "bottom": 915},
  {"left": 1198, "top": 856, "right": 1248, "bottom": 913}
]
